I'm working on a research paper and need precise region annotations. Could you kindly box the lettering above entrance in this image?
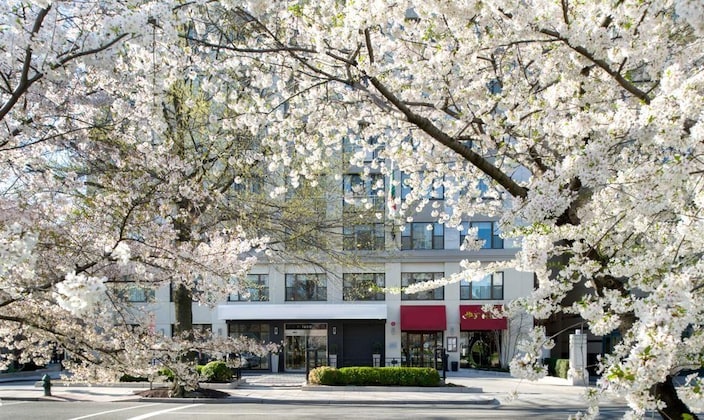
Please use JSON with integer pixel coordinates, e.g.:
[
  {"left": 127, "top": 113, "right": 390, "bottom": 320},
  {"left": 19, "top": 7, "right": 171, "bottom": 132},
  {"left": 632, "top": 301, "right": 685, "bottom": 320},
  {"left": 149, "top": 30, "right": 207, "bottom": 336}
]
[{"left": 459, "top": 305, "right": 507, "bottom": 330}]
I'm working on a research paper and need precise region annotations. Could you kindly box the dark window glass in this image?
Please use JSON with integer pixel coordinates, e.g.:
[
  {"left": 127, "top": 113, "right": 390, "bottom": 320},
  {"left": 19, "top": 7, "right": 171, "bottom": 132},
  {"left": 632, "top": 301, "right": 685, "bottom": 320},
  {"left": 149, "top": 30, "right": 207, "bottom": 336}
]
[
  {"left": 343, "top": 273, "right": 385, "bottom": 301},
  {"left": 285, "top": 274, "right": 327, "bottom": 301},
  {"left": 228, "top": 274, "right": 269, "bottom": 301},
  {"left": 401, "top": 272, "right": 444, "bottom": 300},
  {"left": 401, "top": 222, "right": 444, "bottom": 250}
]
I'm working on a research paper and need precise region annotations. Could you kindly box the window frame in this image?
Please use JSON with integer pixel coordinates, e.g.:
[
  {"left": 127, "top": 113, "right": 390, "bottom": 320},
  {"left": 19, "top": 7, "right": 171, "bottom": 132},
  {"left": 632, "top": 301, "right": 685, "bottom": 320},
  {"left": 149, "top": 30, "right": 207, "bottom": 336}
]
[
  {"left": 228, "top": 274, "right": 270, "bottom": 302},
  {"left": 343, "top": 173, "right": 385, "bottom": 211},
  {"left": 400, "top": 172, "right": 444, "bottom": 200},
  {"left": 114, "top": 282, "right": 154, "bottom": 303},
  {"left": 401, "top": 272, "right": 445, "bottom": 301},
  {"left": 460, "top": 221, "right": 504, "bottom": 249},
  {"left": 285, "top": 273, "right": 328, "bottom": 302},
  {"left": 401, "top": 222, "right": 444, "bottom": 250},
  {"left": 343, "top": 273, "right": 386, "bottom": 301},
  {"left": 343, "top": 222, "right": 385, "bottom": 250},
  {"left": 460, "top": 272, "right": 504, "bottom": 300}
]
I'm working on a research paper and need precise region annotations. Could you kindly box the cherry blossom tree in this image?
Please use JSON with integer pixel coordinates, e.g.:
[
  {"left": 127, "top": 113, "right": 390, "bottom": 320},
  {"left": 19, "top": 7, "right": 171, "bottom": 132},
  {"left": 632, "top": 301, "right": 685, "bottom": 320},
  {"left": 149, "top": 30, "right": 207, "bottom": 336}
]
[
  {"left": 1, "top": 1, "right": 354, "bottom": 394},
  {"left": 2, "top": 0, "right": 703, "bottom": 415},
  {"left": 174, "top": 1, "right": 704, "bottom": 418},
  {"left": 0, "top": 0, "right": 276, "bottom": 391}
]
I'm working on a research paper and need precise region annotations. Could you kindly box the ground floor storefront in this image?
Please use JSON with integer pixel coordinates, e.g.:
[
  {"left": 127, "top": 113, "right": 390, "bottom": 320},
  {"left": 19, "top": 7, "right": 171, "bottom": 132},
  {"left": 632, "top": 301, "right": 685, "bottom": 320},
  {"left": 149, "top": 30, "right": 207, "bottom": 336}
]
[
  {"left": 218, "top": 304, "right": 387, "bottom": 373},
  {"left": 218, "top": 303, "right": 516, "bottom": 373}
]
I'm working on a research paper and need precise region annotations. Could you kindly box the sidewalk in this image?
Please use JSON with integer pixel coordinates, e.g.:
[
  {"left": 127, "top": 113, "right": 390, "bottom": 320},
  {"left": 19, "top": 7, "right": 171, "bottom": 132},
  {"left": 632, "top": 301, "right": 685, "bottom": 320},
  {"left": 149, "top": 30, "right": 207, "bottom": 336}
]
[{"left": 0, "top": 368, "right": 598, "bottom": 406}]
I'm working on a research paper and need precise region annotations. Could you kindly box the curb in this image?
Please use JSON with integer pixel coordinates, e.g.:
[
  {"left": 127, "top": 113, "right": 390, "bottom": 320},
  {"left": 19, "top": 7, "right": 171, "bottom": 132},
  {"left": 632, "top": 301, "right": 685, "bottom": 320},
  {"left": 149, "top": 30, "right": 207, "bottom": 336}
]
[
  {"left": 133, "top": 396, "right": 500, "bottom": 405},
  {"left": 301, "top": 385, "right": 483, "bottom": 393}
]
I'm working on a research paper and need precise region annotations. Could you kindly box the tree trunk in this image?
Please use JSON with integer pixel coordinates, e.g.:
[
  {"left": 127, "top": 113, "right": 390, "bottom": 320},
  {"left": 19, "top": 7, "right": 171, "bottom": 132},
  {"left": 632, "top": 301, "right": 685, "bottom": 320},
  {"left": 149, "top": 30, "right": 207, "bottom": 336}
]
[
  {"left": 652, "top": 375, "right": 699, "bottom": 420},
  {"left": 172, "top": 283, "right": 193, "bottom": 337}
]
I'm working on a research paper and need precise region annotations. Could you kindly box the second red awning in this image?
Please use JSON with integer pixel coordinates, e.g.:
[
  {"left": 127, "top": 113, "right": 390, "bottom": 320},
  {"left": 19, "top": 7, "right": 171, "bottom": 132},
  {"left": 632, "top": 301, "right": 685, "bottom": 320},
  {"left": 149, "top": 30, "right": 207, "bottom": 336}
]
[{"left": 460, "top": 305, "right": 507, "bottom": 330}]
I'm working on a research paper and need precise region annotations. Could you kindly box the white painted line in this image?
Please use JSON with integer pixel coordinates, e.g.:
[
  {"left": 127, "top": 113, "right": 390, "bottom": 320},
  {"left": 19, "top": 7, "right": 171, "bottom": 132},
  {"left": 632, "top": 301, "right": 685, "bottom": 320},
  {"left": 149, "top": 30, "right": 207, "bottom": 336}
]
[
  {"left": 68, "top": 403, "right": 163, "bottom": 420},
  {"left": 0, "top": 400, "right": 31, "bottom": 406},
  {"left": 127, "top": 404, "right": 203, "bottom": 420}
]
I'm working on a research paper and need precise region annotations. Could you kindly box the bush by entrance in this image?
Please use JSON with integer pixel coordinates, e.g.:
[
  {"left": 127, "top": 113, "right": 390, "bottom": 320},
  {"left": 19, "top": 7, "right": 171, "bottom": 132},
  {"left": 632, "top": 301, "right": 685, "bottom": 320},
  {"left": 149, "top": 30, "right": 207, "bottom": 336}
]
[{"left": 308, "top": 366, "right": 440, "bottom": 386}]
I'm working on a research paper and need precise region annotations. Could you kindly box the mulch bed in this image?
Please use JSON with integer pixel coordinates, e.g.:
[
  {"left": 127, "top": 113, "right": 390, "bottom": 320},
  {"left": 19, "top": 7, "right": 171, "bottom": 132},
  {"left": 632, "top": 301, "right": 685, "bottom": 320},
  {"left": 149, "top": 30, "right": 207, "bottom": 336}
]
[{"left": 136, "top": 387, "right": 230, "bottom": 399}]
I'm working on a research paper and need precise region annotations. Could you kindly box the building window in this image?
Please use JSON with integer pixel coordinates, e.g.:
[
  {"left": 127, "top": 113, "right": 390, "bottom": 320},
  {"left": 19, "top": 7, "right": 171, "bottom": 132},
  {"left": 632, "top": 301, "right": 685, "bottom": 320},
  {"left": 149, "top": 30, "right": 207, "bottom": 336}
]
[
  {"left": 114, "top": 282, "right": 154, "bottom": 302},
  {"left": 401, "top": 272, "right": 444, "bottom": 300},
  {"left": 285, "top": 273, "right": 327, "bottom": 301},
  {"left": 401, "top": 222, "right": 444, "bottom": 250},
  {"left": 343, "top": 173, "right": 385, "bottom": 211},
  {"left": 228, "top": 274, "right": 269, "bottom": 302},
  {"left": 343, "top": 273, "right": 385, "bottom": 301},
  {"left": 342, "top": 134, "right": 383, "bottom": 163},
  {"left": 460, "top": 272, "right": 504, "bottom": 300},
  {"left": 400, "top": 172, "right": 444, "bottom": 200},
  {"left": 227, "top": 323, "right": 271, "bottom": 370},
  {"left": 460, "top": 221, "right": 503, "bottom": 249},
  {"left": 343, "top": 223, "right": 385, "bottom": 250}
]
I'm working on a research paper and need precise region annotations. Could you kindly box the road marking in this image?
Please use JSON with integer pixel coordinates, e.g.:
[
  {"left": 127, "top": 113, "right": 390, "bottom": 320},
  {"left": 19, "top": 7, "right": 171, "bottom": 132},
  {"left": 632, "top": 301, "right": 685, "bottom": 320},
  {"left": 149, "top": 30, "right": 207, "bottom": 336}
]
[
  {"left": 68, "top": 403, "right": 163, "bottom": 420},
  {"left": 0, "top": 400, "right": 31, "bottom": 406},
  {"left": 127, "top": 404, "right": 203, "bottom": 420}
]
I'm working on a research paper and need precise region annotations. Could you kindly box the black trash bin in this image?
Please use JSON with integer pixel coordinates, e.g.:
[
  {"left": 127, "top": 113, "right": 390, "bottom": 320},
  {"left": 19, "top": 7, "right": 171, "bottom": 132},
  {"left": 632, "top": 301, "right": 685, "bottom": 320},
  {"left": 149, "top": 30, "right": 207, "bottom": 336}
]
[{"left": 451, "top": 361, "right": 458, "bottom": 371}]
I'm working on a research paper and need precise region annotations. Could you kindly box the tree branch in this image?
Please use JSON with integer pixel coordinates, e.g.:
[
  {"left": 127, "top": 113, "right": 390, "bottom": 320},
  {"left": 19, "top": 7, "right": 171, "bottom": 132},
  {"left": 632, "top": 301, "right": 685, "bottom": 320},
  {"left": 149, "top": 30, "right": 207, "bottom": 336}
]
[
  {"left": 539, "top": 28, "right": 652, "bottom": 104},
  {"left": 366, "top": 75, "right": 528, "bottom": 199}
]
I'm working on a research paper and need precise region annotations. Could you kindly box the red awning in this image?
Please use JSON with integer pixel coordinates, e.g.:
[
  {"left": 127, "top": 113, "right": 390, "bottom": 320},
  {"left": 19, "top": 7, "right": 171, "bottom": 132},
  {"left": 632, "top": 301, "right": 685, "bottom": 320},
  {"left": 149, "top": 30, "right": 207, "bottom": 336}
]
[
  {"left": 460, "top": 305, "right": 507, "bottom": 330},
  {"left": 400, "top": 305, "right": 447, "bottom": 331}
]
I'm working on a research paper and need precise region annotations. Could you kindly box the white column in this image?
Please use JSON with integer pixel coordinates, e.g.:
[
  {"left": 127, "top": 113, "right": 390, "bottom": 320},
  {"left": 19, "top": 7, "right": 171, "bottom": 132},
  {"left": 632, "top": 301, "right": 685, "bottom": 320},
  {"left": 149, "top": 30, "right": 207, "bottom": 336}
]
[{"left": 568, "top": 330, "right": 589, "bottom": 386}]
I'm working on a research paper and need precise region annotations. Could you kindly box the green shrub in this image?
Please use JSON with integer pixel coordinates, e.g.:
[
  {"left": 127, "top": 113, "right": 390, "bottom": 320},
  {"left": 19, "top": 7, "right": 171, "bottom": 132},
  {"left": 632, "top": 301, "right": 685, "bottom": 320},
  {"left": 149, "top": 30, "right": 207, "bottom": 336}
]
[
  {"left": 201, "top": 361, "right": 233, "bottom": 382},
  {"left": 157, "top": 367, "right": 174, "bottom": 382},
  {"left": 308, "top": 366, "right": 440, "bottom": 386},
  {"left": 308, "top": 366, "right": 342, "bottom": 385},
  {"left": 555, "top": 359, "right": 570, "bottom": 379},
  {"left": 196, "top": 365, "right": 204, "bottom": 375}
]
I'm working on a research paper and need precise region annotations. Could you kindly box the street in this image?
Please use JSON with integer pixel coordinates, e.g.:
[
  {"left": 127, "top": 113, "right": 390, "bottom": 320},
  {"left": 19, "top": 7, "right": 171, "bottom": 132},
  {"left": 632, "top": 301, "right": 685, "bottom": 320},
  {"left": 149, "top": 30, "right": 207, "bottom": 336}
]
[{"left": 0, "top": 400, "right": 629, "bottom": 420}]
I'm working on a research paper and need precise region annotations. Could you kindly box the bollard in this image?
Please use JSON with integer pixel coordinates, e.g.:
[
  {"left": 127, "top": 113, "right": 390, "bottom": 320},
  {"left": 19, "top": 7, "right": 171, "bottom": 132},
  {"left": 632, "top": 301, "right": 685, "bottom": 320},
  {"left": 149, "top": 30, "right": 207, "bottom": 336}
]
[{"left": 41, "top": 374, "right": 52, "bottom": 396}]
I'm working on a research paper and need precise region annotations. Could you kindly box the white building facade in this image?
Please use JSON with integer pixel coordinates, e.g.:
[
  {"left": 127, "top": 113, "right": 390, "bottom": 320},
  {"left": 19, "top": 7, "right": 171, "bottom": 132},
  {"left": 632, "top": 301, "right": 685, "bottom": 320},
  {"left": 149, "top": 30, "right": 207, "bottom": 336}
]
[
  {"left": 142, "top": 223, "right": 533, "bottom": 372},
  {"left": 136, "top": 150, "right": 534, "bottom": 372}
]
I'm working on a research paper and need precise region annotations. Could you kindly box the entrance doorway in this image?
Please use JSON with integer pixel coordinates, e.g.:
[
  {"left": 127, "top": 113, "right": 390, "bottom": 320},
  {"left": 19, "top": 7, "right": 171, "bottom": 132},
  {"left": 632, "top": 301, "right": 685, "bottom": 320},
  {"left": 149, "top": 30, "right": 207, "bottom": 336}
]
[
  {"left": 460, "top": 330, "right": 501, "bottom": 368},
  {"left": 284, "top": 323, "right": 327, "bottom": 372},
  {"left": 401, "top": 331, "right": 443, "bottom": 368}
]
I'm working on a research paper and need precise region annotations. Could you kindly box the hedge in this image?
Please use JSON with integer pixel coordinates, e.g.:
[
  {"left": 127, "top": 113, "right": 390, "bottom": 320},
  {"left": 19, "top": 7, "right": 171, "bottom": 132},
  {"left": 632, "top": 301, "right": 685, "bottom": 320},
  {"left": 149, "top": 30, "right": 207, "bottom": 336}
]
[
  {"left": 555, "top": 359, "right": 570, "bottom": 379},
  {"left": 201, "top": 361, "right": 233, "bottom": 382},
  {"left": 308, "top": 366, "right": 440, "bottom": 386}
]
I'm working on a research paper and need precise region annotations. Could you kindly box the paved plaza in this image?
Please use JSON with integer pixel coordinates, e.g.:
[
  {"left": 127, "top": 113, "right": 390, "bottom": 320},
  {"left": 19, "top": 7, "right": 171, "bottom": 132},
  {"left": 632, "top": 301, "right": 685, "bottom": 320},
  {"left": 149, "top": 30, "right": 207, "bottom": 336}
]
[{"left": 0, "top": 367, "right": 615, "bottom": 408}]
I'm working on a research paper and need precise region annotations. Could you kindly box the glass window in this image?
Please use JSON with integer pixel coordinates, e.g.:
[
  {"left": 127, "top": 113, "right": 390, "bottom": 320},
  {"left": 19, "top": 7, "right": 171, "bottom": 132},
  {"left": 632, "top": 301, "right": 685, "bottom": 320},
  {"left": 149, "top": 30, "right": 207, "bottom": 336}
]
[
  {"left": 228, "top": 274, "right": 269, "bottom": 302},
  {"left": 460, "top": 272, "right": 504, "bottom": 300},
  {"left": 227, "top": 323, "right": 271, "bottom": 370},
  {"left": 401, "top": 331, "right": 443, "bottom": 368},
  {"left": 400, "top": 172, "right": 444, "bottom": 200},
  {"left": 285, "top": 273, "right": 327, "bottom": 301},
  {"left": 115, "top": 283, "right": 154, "bottom": 302},
  {"left": 343, "top": 173, "right": 384, "bottom": 211},
  {"left": 342, "top": 134, "right": 383, "bottom": 162},
  {"left": 343, "top": 273, "right": 385, "bottom": 301},
  {"left": 401, "top": 272, "right": 444, "bottom": 300},
  {"left": 343, "top": 223, "right": 385, "bottom": 250},
  {"left": 401, "top": 222, "right": 444, "bottom": 250},
  {"left": 460, "top": 221, "right": 503, "bottom": 249}
]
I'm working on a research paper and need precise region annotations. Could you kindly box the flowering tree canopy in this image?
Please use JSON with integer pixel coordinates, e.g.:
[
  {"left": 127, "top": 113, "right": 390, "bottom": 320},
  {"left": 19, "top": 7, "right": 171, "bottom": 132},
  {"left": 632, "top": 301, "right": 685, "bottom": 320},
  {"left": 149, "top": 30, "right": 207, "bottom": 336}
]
[
  {"left": 1, "top": 0, "right": 703, "bottom": 416},
  {"left": 171, "top": 1, "right": 702, "bottom": 417}
]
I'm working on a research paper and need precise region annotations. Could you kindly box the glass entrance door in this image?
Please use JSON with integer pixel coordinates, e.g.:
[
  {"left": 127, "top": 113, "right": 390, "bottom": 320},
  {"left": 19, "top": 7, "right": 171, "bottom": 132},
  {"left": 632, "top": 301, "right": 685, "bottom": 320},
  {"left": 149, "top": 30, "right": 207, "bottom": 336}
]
[
  {"left": 284, "top": 323, "right": 328, "bottom": 372},
  {"left": 284, "top": 335, "right": 307, "bottom": 371},
  {"left": 401, "top": 331, "right": 442, "bottom": 368}
]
